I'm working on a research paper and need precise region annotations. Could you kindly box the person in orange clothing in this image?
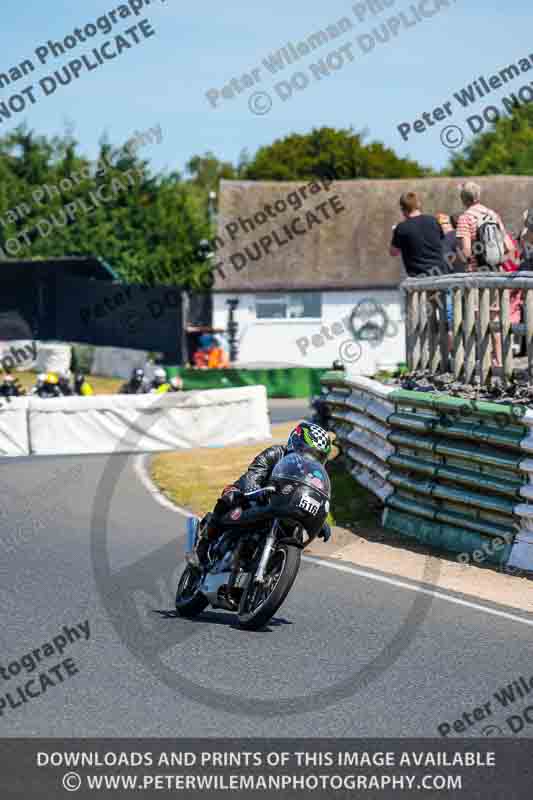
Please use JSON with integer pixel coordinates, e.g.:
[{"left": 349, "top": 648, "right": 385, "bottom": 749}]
[
  {"left": 207, "top": 337, "right": 229, "bottom": 369},
  {"left": 193, "top": 334, "right": 214, "bottom": 369}
]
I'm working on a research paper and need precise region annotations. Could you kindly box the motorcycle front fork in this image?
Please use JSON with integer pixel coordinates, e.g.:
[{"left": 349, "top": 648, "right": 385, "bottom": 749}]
[
  {"left": 253, "top": 521, "right": 279, "bottom": 585},
  {"left": 227, "top": 537, "right": 246, "bottom": 590}
]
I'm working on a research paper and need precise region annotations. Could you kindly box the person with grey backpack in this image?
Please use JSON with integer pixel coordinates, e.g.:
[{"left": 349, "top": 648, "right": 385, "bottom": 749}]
[
  {"left": 456, "top": 182, "right": 513, "bottom": 271},
  {"left": 456, "top": 182, "right": 514, "bottom": 367}
]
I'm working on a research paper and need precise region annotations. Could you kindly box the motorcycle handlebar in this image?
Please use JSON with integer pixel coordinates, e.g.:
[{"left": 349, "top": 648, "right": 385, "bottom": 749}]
[{"left": 243, "top": 486, "right": 276, "bottom": 500}]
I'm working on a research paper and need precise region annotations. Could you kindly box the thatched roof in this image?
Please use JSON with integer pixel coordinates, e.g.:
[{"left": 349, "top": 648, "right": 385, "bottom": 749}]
[{"left": 214, "top": 176, "right": 533, "bottom": 292}]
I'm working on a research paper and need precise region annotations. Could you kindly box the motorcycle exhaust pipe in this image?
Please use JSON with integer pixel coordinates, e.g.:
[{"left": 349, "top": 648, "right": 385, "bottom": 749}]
[{"left": 184, "top": 516, "right": 200, "bottom": 564}]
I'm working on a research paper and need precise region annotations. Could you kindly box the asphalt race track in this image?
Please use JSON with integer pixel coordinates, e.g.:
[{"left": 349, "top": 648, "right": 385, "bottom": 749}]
[
  {"left": 269, "top": 399, "right": 310, "bottom": 425},
  {"left": 2, "top": 431, "right": 533, "bottom": 740}
]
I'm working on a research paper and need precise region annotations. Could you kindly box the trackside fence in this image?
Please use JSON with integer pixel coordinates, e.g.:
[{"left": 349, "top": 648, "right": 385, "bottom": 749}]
[
  {"left": 402, "top": 271, "right": 533, "bottom": 387},
  {"left": 321, "top": 371, "right": 533, "bottom": 572}
]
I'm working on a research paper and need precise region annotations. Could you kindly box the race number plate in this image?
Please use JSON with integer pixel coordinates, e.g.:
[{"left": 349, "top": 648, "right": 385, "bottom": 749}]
[{"left": 298, "top": 494, "right": 321, "bottom": 516}]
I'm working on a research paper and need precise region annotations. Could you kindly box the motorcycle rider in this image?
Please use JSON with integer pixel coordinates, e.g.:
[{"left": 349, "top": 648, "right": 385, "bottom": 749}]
[
  {"left": 0, "top": 373, "right": 24, "bottom": 398},
  {"left": 119, "top": 367, "right": 148, "bottom": 395},
  {"left": 57, "top": 370, "right": 73, "bottom": 396},
  {"left": 74, "top": 373, "right": 94, "bottom": 396},
  {"left": 148, "top": 367, "right": 171, "bottom": 394},
  {"left": 195, "top": 421, "right": 332, "bottom": 565},
  {"left": 30, "top": 373, "right": 47, "bottom": 395},
  {"left": 38, "top": 372, "right": 63, "bottom": 399}
]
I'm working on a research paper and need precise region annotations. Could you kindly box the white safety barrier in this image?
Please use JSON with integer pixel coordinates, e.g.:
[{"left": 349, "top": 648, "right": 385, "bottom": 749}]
[
  {"left": 0, "top": 341, "right": 37, "bottom": 371},
  {"left": 91, "top": 346, "right": 150, "bottom": 379},
  {"left": 34, "top": 343, "right": 72, "bottom": 374},
  {"left": 27, "top": 385, "right": 270, "bottom": 456},
  {"left": 0, "top": 341, "right": 71, "bottom": 374},
  {"left": 0, "top": 398, "right": 30, "bottom": 456}
]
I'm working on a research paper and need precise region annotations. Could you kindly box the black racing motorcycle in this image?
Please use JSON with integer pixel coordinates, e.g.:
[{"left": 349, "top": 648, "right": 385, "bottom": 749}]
[{"left": 175, "top": 453, "right": 331, "bottom": 630}]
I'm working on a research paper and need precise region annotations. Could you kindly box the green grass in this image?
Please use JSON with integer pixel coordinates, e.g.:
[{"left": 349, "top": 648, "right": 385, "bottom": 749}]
[{"left": 326, "top": 456, "right": 382, "bottom": 530}]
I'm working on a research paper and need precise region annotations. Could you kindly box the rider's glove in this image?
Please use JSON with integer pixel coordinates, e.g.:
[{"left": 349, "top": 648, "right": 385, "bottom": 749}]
[
  {"left": 318, "top": 522, "right": 332, "bottom": 543},
  {"left": 220, "top": 485, "right": 243, "bottom": 510}
]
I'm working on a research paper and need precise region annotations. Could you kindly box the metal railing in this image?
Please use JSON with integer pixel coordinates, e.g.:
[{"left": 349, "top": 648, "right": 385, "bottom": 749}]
[{"left": 402, "top": 272, "right": 533, "bottom": 386}]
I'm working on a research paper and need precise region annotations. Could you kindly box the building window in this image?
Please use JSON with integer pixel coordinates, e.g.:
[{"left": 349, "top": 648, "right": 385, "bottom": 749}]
[{"left": 255, "top": 292, "right": 322, "bottom": 320}]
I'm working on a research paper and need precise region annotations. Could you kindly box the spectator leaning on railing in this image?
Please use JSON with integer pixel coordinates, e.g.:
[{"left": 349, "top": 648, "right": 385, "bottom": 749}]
[
  {"left": 437, "top": 212, "right": 460, "bottom": 272},
  {"left": 389, "top": 192, "right": 448, "bottom": 278},
  {"left": 455, "top": 181, "right": 514, "bottom": 367},
  {"left": 455, "top": 182, "right": 513, "bottom": 272},
  {"left": 436, "top": 213, "right": 461, "bottom": 349},
  {"left": 519, "top": 208, "right": 533, "bottom": 269},
  {"left": 390, "top": 193, "right": 450, "bottom": 353}
]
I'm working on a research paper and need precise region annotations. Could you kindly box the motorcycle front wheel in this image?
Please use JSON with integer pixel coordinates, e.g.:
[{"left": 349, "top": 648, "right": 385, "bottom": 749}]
[
  {"left": 237, "top": 544, "right": 301, "bottom": 630},
  {"left": 175, "top": 564, "right": 209, "bottom": 617}
]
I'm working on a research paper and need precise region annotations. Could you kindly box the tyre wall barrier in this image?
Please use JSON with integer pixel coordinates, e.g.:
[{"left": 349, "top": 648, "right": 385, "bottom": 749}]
[
  {"left": 321, "top": 373, "right": 396, "bottom": 503},
  {"left": 0, "top": 386, "right": 270, "bottom": 457},
  {"left": 320, "top": 372, "right": 533, "bottom": 572}
]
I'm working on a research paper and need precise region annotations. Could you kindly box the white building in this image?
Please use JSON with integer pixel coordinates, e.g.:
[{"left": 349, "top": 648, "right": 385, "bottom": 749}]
[
  {"left": 212, "top": 179, "right": 406, "bottom": 374},
  {"left": 212, "top": 289, "right": 404, "bottom": 373}
]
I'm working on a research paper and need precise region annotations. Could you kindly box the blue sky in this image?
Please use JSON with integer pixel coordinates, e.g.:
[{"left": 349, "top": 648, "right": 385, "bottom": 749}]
[{"left": 1, "top": 0, "right": 531, "bottom": 179}]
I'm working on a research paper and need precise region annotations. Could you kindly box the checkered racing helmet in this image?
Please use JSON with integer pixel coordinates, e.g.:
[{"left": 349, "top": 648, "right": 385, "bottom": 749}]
[{"left": 287, "top": 422, "right": 331, "bottom": 464}]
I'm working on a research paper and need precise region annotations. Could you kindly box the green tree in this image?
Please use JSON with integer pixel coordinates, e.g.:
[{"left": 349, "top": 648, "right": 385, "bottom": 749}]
[
  {"left": 242, "top": 126, "right": 430, "bottom": 181},
  {"left": 444, "top": 104, "right": 533, "bottom": 176},
  {"left": 185, "top": 151, "right": 238, "bottom": 193},
  {"left": 0, "top": 127, "right": 211, "bottom": 290}
]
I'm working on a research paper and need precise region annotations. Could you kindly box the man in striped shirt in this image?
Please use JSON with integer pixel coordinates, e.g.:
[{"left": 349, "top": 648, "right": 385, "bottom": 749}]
[
  {"left": 456, "top": 181, "right": 513, "bottom": 271},
  {"left": 456, "top": 182, "right": 514, "bottom": 367}
]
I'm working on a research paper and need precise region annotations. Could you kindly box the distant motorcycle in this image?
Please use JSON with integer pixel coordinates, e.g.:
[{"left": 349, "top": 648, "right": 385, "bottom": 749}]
[{"left": 176, "top": 453, "right": 331, "bottom": 630}]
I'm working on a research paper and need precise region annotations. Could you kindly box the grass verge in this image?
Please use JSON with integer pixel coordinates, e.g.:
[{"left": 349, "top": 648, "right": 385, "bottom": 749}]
[{"left": 326, "top": 455, "right": 382, "bottom": 531}]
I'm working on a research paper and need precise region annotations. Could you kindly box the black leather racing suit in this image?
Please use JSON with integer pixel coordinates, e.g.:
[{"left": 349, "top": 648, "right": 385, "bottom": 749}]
[
  {"left": 119, "top": 379, "right": 147, "bottom": 395},
  {"left": 211, "top": 445, "right": 286, "bottom": 523},
  {"left": 0, "top": 381, "right": 23, "bottom": 398},
  {"left": 198, "top": 444, "right": 330, "bottom": 562},
  {"left": 234, "top": 445, "right": 287, "bottom": 493},
  {"left": 200, "top": 445, "right": 286, "bottom": 552}
]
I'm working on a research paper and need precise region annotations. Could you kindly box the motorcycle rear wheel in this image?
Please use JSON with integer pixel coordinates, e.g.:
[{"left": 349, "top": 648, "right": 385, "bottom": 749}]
[
  {"left": 175, "top": 565, "right": 209, "bottom": 617},
  {"left": 237, "top": 544, "right": 301, "bottom": 630}
]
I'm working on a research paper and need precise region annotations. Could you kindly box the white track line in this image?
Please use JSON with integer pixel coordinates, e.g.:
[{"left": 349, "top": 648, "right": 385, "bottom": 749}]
[
  {"left": 302, "top": 557, "right": 533, "bottom": 628},
  {"left": 134, "top": 455, "right": 533, "bottom": 629},
  {"left": 133, "top": 454, "right": 194, "bottom": 517}
]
